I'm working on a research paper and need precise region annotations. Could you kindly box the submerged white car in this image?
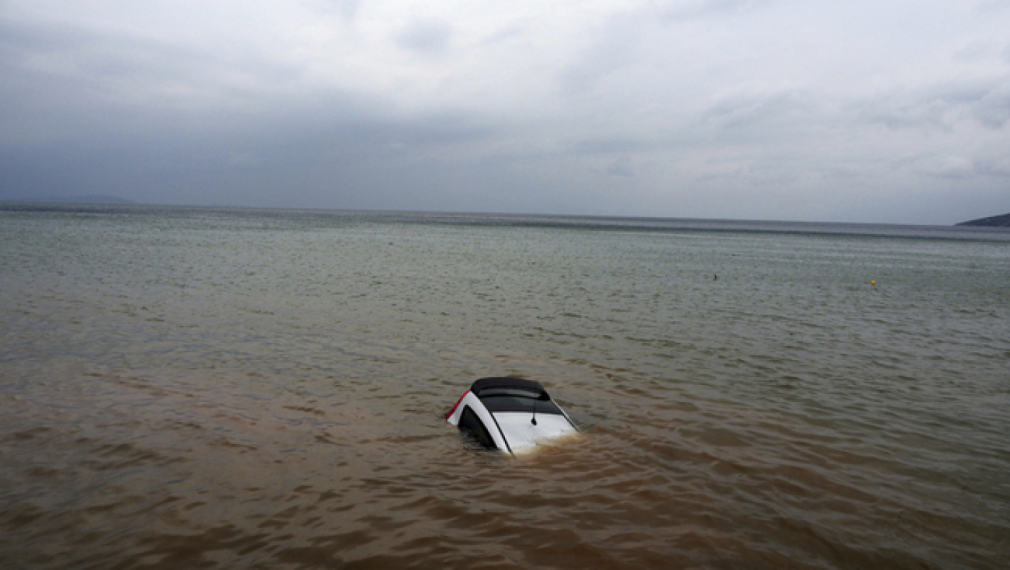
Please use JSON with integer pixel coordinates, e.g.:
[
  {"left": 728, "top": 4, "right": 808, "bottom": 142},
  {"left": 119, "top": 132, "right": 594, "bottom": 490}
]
[{"left": 445, "top": 377, "right": 578, "bottom": 455}]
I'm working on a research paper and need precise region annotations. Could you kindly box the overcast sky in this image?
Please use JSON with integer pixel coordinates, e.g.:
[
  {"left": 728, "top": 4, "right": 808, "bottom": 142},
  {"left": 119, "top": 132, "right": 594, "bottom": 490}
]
[{"left": 1, "top": 0, "right": 1008, "bottom": 223}]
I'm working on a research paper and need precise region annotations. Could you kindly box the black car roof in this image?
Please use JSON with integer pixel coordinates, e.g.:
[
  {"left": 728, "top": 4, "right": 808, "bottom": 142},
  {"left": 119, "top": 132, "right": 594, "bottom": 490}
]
[{"left": 470, "top": 377, "right": 548, "bottom": 398}]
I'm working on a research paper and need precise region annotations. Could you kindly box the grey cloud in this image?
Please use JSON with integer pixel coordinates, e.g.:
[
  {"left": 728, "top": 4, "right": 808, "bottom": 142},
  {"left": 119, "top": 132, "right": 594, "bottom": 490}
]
[
  {"left": 700, "top": 91, "right": 813, "bottom": 139},
  {"left": 302, "top": 0, "right": 362, "bottom": 19},
  {"left": 857, "top": 96, "right": 959, "bottom": 131},
  {"left": 925, "top": 156, "right": 975, "bottom": 179},
  {"left": 480, "top": 22, "right": 528, "bottom": 46},
  {"left": 0, "top": 17, "right": 394, "bottom": 157},
  {"left": 3, "top": 1, "right": 1009, "bottom": 224},
  {"left": 952, "top": 42, "right": 993, "bottom": 62},
  {"left": 0, "top": 16, "right": 203, "bottom": 82},
  {"left": 606, "top": 157, "right": 635, "bottom": 177},
  {"left": 897, "top": 151, "right": 1010, "bottom": 182},
  {"left": 976, "top": 0, "right": 1010, "bottom": 11},
  {"left": 395, "top": 20, "right": 453, "bottom": 55},
  {"left": 0, "top": 107, "right": 498, "bottom": 206},
  {"left": 660, "top": 0, "right": 769, "bottom": 21},
  {"left": 332, "top": 114, "right": 495, "bottom": 147},
  {"left": 854, "top": 80, "right": 1010, "bottom": 131},
  {"left": 975, "top": 154, "right": 1010, "bottom": 177},
  {"left": 227, "top": 152, "right": 263, "bottom": 170},
  {"left": 973, "top": 82, "right": 1010, "bottom": 128},
  {"left": 569, "top": 138, "right": 656, "bottom": 155},
  {"left": 557, "top": 14, "right": 642, "bottom": 95},
  {"left": 554, "top": 0, "right": 756, "bottom": 96},
  {"left": 0, "top": 14, "right": 301, "bottom": 117}
]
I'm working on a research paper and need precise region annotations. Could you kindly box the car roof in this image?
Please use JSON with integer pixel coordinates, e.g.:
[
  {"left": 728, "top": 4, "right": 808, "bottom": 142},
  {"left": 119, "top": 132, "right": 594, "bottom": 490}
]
[{"left": 470, "top": 377, "right": 548, "bottom": 398}]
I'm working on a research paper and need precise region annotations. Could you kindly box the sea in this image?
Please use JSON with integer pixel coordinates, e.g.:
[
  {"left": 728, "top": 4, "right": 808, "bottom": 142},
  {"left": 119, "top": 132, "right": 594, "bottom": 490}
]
[{"left": 1, "top": 203, "right": 1008, "bottom": 570}]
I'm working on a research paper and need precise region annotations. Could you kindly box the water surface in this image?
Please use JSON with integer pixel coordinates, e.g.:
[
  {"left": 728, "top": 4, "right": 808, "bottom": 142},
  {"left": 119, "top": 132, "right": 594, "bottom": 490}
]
[{"left": 2, "top": 205, "right": 1008, "bottom": 569}]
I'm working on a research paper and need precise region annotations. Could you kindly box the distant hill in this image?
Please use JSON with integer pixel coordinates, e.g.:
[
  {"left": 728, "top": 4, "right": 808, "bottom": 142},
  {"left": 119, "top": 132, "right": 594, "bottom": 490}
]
[
  {"left": 957, "top": 213, "right": 1010, "bottom": 227},
  {"left": 0, "top": 195, "right": 136, "bottom": 205}
]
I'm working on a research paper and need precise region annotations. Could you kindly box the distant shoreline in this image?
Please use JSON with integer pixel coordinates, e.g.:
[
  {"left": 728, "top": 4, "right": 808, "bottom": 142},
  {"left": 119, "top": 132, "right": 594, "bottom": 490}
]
[
  {"left": 957, "top": 213, "right": 1010, "bottom": 227},
  {"left": 5, "top": 195, "right": 138, "bottom": 205},
  {"left": 4, "top": 199, "right": 1010, "bottom": 231},
  {"left": 4, "top": 202, "right": 1010, "bottom": 242}
]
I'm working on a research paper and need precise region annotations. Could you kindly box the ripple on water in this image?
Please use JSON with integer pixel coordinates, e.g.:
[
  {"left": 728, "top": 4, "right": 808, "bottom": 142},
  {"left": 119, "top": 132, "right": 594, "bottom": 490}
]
[{"left": 2, "top": 208, "right": 1009, "bottom": 569}]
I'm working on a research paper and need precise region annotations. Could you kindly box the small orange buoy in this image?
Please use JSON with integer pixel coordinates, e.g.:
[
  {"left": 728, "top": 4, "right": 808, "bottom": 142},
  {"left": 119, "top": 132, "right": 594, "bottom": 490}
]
[{"left": 870, "top": 280, "right": 876, "bottom": 286}]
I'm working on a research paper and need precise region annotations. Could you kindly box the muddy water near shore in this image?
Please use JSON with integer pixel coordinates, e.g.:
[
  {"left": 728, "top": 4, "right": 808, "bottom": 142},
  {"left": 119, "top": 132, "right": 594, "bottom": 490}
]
[{"left": 2, "top": 206, "right": 1008, "bottom": 569}]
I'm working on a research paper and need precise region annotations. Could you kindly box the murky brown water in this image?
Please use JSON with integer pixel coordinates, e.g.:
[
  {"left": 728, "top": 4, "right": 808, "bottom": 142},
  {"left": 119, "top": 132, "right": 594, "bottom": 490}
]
[{"left": 2, "top": 205, "right": 1008, "bottom": 569}]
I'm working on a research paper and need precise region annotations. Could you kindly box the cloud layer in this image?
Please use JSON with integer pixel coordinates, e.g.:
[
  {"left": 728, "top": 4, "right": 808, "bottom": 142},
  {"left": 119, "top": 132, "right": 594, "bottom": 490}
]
[{"left": 2, "top": 0, "right": 1009, "bottom": 223}]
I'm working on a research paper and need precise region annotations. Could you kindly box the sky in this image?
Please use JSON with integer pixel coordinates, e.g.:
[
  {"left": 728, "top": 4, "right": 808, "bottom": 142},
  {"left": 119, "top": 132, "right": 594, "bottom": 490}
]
[{"left": 1, "top": 0, "right": 1008, "bottom": 224}]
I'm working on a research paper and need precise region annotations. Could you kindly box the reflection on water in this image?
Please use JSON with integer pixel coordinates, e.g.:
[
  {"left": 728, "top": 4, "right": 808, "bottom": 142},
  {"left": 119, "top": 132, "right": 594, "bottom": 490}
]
[{"left": 1, "top": 205, "right": 1008, "bottom": 569}]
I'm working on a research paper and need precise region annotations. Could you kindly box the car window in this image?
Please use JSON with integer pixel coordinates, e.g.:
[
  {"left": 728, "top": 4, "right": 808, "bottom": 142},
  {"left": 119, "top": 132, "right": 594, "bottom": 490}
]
[{"left": 458, "top": 406, "right": 495, "bottom": 449}]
